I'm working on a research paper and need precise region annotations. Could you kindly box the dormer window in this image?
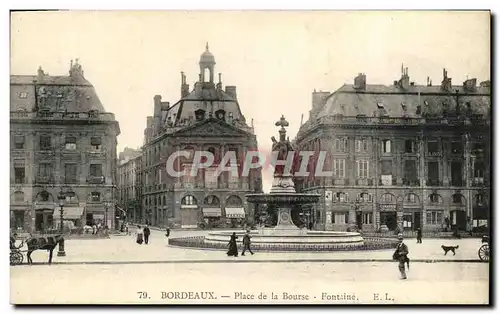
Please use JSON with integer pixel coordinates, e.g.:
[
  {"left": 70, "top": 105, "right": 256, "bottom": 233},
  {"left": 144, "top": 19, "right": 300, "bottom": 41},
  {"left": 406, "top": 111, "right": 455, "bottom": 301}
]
[
  {"left": 215, "top": 109, "right": 226, "bottom": 120},
  {"left": 195, "top": 109, "right": 206, "bottom": 121}
]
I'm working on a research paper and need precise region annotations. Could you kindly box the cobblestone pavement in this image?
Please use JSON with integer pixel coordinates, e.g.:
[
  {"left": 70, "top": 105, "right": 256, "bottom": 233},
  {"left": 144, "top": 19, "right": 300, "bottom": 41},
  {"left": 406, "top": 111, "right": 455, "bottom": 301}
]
[
  {"left": 15, "top": 229, "right": 487, "bottom": 264},
  {"left": 10, "top": 262, "right": 489, "bottom": 304}
]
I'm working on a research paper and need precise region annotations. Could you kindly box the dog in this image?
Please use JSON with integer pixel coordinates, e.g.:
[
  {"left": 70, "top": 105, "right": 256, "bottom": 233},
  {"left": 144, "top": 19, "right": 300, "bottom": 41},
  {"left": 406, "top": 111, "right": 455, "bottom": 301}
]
[{"left": 441, "top": 245, "right": 459, "bottom": 256}]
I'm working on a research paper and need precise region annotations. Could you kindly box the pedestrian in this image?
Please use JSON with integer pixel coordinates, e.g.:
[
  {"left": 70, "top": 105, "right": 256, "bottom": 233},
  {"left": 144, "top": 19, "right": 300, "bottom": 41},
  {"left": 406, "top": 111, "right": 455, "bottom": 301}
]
[
  {"left": 392, "top": 233, "right": 409, "bottom": 280},
  {"left": 165, "top": 228, "right": 170, "bottom": 245},
  {"left": 241, "top": 230, "right": 254, "bottom": 256},
  {"left": 125, "top": 222, "right": 129, "bottom": 235},
  {"left": 136, "top": 225, "right": 144, "bottom": 245},
  {"left": 308, "top": 221, "right": 313, "bottom": 231},
  {"left": 227, "top": 232, "right": 238, "bottom": 257},
  {"left": 416, "top": 228, "right": 422, "bottom": 243},
  {"left": 143, "top": 225, "right": 151, "bottom": 245},
  {"left": 92, "top": 224, "right": 97, "bottom": 235}
]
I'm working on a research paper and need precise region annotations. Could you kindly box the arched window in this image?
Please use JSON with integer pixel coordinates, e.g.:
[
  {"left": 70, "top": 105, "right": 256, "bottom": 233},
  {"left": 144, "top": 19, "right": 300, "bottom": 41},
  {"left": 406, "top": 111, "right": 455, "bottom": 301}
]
[
  {"left": 380, "top": 193, "right": 394, "bottom": 203},
  {"left": 181, "top": 195, "right": 197, "bottom": 206},
  {"left": 204, "top": 195, "right": 220, "bottom": 206},
  {"left": 429, "top": 193, "right": 442, "bottom": 204},
  {"left": 475, "top": 194, "right": 484, "bottom": 205},
  {"left": 404, "top": 193, "right": 419, "bottom": 204},
  {"left": 226, "top": 195, "right": 243, "bottom": 207},
  {"left": 452, "top": 193, "right": 464, "bottom": 205}
]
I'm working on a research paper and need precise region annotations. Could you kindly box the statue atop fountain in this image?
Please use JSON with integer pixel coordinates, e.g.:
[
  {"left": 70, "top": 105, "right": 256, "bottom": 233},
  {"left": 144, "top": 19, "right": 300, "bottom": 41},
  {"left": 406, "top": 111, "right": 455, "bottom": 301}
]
[{"left": 270, "top": 115, "right": 297, "bottom": 194}]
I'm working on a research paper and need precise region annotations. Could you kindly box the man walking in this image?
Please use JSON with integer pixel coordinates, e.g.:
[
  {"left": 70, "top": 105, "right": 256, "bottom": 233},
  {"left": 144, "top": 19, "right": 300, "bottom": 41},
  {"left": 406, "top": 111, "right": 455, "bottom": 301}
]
[
  {"left": 143, "top": 225, "right": 151, "bottom": 245},
  {"left": 416, "top": 228, "right": 422, "bottom": 243},
  {"left": 241, "top": 230, "right": 254, "bottom": 256},
  {"left": 393, "top": 233, "right": 409, "bottom": 279}
]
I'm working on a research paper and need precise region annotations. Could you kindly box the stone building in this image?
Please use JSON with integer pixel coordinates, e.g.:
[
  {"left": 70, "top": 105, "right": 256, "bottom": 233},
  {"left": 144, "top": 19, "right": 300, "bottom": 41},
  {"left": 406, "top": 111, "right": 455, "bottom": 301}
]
[
  {"left": 10, "top": 60, "right": 120, "bottom": 232},
  {"left": 141, "top": 44, "right": 262, "bottom": 228},
  {"left": 294, "top": 66, "right": 490, "bottom": 233},
  {"left": 117, "top": 147, "right": 142, "bottom": 223}
]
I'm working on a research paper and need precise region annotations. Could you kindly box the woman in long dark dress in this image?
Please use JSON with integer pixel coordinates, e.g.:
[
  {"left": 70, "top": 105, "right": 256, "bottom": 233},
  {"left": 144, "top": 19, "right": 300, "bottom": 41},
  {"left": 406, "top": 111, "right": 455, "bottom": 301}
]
[{"left": 227, "top": 232, "right": 238, "bottom": 257}]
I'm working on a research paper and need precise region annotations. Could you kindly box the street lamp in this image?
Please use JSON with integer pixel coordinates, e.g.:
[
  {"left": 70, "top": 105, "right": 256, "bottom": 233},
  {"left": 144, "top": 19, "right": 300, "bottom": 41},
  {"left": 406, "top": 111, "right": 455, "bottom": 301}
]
[
  {"left": 104, "top": 200, "right": 112, "bottom": 229},
  {"left": 57, "top": 191, "right": 66, "bottom": 257}
]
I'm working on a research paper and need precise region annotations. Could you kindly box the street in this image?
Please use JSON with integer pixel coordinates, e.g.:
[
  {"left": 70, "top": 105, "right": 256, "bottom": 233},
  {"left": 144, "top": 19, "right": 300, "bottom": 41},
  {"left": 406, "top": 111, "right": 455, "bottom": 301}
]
[
  {"left": 10, "top": 229, "right": 489, "bottom": 304},
  {"left": 10, "top": 262, "right": 488, "bottom": 304}
]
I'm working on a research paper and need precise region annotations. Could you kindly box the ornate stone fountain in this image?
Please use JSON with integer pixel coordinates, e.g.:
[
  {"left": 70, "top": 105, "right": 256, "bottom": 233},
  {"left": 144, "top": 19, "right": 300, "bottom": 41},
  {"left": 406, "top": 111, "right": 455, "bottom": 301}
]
[{"left": 200, "top": 116, "right": 366, "bottom": 250}]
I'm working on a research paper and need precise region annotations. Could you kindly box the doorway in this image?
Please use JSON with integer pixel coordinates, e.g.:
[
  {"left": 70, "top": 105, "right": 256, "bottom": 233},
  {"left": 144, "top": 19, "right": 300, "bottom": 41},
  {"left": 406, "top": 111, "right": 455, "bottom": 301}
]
[
  {"left": 380, "top": 212, "right": 397, "bottom": 230},
  {"left": 86, "top": 213, "right": 94, "bottom": 226},
  {"left": 452, "top": 210, "right": 467, "bottom": 231},
  {"left": 356, "top": 211, "right": 363, "bottom": 230},
  {"left": 413, "top": 212, "right": 421, "bottom": 230}
]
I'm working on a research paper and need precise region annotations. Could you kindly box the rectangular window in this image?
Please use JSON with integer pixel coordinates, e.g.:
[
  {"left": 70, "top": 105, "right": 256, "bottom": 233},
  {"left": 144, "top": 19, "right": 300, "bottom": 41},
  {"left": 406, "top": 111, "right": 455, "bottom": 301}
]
[
  {"left": 333, "top": 212, "right": 349, "bottom": 224},
  {"left": 404, "top": 160, "right": 417, "bottom": 181},
  {"left": 333, "top": 159, "right": 345, "bottom": 178},
  {"left": 426, "top": 211, "right": 444, "bottom": 225},
  {"left": 335, "top": 138, "right": 347, "bottom": 152},
  {"left": 451, "top": 141, "right": 463, "bottom": 154},
  {"left": 474, "top": 161, "right": 484, "bottom": 179},
  {"left": 65, "top": 163, "right": 77, "bottom": 183},
  {"left": 90, "top": 164, "right": 103, "bottom": 177},
  {"left": 362, "top": 212, "right": 373, "bottom": 224},
  {"left": 91, "top": 137, "right": 102, "bottom": 150},
  {"left": 358, "top": 193, "right": 372, "bottom": 203},
  {"left": 357, "top": 160, "right": 369, "bottom": 178},
  {"left": 427, "top": 161, "right": 439, "bottom": 182},
  {"left": 65, "top": 137, "right": 77, "bottom": 150},
  {"left": 14, "top": 167, "right": 25, "bottom": 184},
  {"left": 40, "top": 135, "right": 52, "bottom": 150},
  {"left": 382, "top": 140, "right": 392, "bottom": 153},
  {"left": 38, "top": 163, "right": 52, "bottom": 177},
  {"left": 405, "top": 140, "right": 414, "bottom": 153},
  {"left": 14, "top": 135, "right": 25, "bottom": 149},
  {"left": 355, "top": 139, "right": 368, "bottom": 152},
  {"left": 451, "top": 161, "right": 463, "bottom": 186},
  {"left": 427, "top": 141, "right": 439, "bottom": 154},
  {"left": 381, "top": 160, "right": 392, "bottom": 175}
]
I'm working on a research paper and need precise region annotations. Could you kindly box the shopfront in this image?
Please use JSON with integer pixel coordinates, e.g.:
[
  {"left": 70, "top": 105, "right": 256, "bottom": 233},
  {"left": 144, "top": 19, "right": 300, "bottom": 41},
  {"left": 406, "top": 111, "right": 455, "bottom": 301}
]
[{"left": 402, "top": 193, "right": 421, "bottom": 231}]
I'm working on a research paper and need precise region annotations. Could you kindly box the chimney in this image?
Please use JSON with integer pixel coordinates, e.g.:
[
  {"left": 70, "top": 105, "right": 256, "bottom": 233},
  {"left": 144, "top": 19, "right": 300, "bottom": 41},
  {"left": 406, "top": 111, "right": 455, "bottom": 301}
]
[
  {"left": 398, "top": 65, "right": 410, "bottom": 89},
  {"left": 463, "top": 78, "right": 477, "bottom": 92},
  {"left": 225, "top": 86, "right": 237, "bottom": 100},
  {"left": 353, "top": 73, "right": 366, "bottom": 90},
  {"left": 441, "top": 68, "right": 452, "bottom": 91},
  {"left": 181, "top": 72, "right": 190, "bottom": 98},
  {"left": 153, "top": 95, "right": 162, "bottom": 117},
  {"left": 216, "top": 73, "right": 222, "bottom": 90}
]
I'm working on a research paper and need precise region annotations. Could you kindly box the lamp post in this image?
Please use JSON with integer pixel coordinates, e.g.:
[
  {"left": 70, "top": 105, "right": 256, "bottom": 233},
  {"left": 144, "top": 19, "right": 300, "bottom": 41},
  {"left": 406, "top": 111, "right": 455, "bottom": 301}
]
[
  {"left": 104, "top": 201, "right": 111, "bottom": 229},
  {"left": 57, "top": 191, "right": 66, "bottom": 257}
]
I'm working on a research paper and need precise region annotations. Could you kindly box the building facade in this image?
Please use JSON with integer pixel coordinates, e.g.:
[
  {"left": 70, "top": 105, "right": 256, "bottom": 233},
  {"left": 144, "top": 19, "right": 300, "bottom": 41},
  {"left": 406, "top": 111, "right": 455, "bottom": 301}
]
[
  {"left": 294, "top": 67, "right": 490, "bottom": 233},
  {"left": 141, "top": 44, "right": 262, "bottom": 228},
  {"left": 10, "top": 60, "right": 120, "bottom": 232},
  {"left": 117, "top": 147, "right": 142, "bottom": 223}
]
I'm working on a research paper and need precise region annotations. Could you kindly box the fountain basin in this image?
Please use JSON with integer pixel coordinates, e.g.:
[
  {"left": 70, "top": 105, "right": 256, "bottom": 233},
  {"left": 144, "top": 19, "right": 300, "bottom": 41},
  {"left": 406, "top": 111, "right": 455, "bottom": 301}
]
[{"left": 246, "top": 193, "right": 321, "bottom": 204}]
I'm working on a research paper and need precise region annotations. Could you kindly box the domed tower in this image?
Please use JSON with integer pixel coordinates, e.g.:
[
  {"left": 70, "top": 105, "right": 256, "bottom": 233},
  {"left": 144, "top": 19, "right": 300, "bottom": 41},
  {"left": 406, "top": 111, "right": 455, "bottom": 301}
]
[{"left": 199, "top": 42, "right": 216, "bottom": 83}]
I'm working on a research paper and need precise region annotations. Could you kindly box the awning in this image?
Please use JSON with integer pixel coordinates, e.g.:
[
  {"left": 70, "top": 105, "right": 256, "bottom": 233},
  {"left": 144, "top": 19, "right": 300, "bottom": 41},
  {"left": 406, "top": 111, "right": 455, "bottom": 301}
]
[
  {"left": 473, "top": 206, "right": 489, "bottom": 220},
  {"left": 202, "top": 208, "right": 221, "bottom": 217},
  {"left": 225, "top": 207, "right": 246, "bottom": 219},
  {"left": 62, "top": 206, "right": 84, "bottom": 219}
]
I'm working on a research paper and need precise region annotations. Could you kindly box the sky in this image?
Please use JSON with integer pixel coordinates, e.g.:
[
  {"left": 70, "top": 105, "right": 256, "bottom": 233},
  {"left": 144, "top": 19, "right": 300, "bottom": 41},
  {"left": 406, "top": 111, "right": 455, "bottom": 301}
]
[{"left": 10, "top": 11, "right": 490, "bottom": 191}]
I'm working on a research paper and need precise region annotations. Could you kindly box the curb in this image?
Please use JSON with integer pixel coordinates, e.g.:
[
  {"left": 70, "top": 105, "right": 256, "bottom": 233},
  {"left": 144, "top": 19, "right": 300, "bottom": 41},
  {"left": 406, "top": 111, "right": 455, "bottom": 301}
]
[{"left": 12, "top": 259, "right": 488, "bottom": 267}]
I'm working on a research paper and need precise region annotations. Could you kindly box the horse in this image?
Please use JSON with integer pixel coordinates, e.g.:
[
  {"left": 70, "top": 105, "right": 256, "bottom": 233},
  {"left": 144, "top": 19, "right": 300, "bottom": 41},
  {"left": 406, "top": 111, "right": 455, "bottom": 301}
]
[{"left": 25, "top": 234, "right": 64, "bottom": 265}]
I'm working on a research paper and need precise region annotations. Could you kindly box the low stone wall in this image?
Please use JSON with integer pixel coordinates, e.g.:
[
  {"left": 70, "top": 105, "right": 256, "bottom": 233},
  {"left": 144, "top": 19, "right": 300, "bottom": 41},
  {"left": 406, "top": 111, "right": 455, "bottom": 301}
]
[{"left": 169, "top": 236, "right": 399, "bottom": 252}]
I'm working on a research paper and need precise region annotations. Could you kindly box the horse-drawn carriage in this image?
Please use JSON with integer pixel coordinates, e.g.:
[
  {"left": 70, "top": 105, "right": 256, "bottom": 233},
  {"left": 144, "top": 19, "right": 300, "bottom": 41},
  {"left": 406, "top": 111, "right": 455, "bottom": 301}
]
[
  {"left": 10, "top": 234, "right": 65, "bottom": 265},
  {"left": 478, "top": 235, "right": 489, "bottom": 262}
]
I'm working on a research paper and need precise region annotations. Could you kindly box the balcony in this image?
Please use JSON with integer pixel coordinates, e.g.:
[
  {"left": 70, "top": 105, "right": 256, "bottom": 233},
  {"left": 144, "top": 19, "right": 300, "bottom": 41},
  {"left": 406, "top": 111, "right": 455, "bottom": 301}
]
[
  {"left": 402, "top": 178, "right": 420, "bottom": 186},
  {"left": 13, "top": 177, "right": 27, "bottom": 184},
  {"left": 35, "top": 176, "right": 52, "bottom": 184},
  {"left": 427, "top": 151, "right": 442, "bottom": 157},
  {"left": 426, "top": 179, "right": 442, "bottom": 187},
  {"left": 87, "top": 176, "right": 105, "bottom": 184},
  {"left": 356, "top": 178, "right": 372, "bottom": 186},
  {"left": 450, "top": 180, "right": 465, "bottom": 187},
  {"left": 472, "top": 177, "right": 485, "bottom": 187},
  {"left": 10, "top": 110, "right": 117, "bottom": 122}
]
